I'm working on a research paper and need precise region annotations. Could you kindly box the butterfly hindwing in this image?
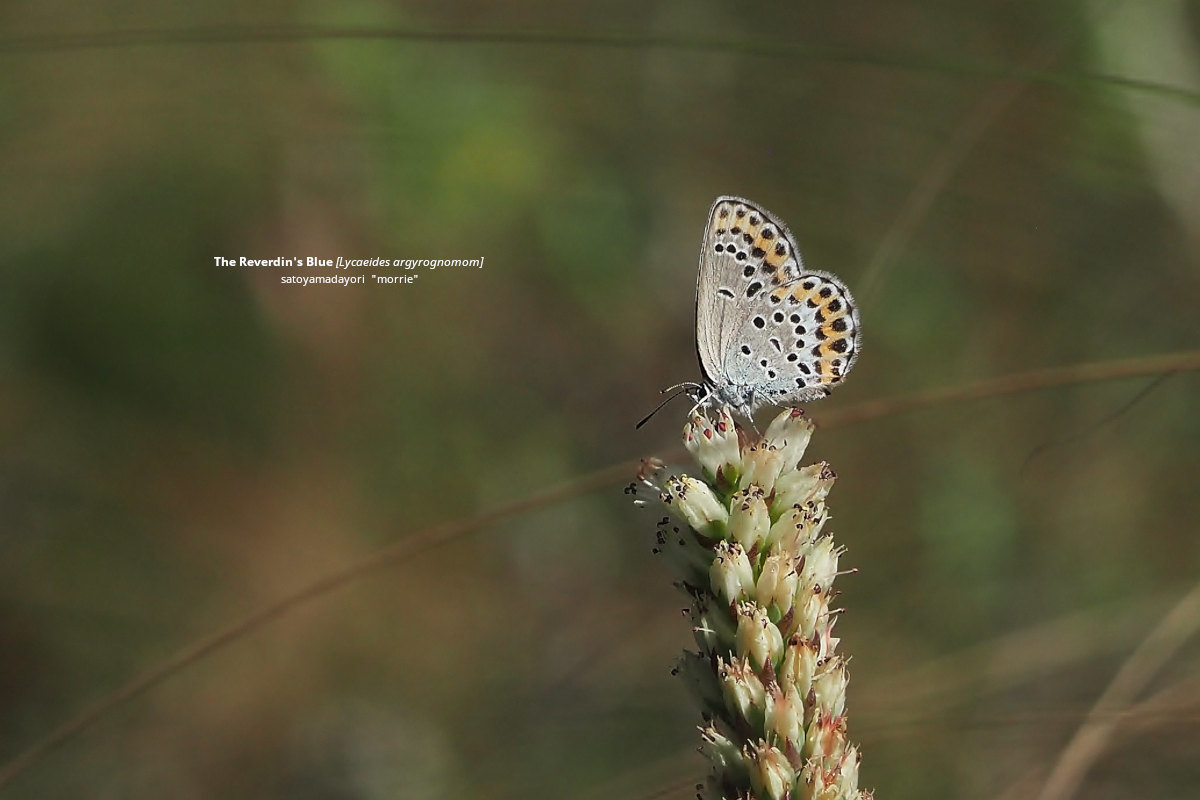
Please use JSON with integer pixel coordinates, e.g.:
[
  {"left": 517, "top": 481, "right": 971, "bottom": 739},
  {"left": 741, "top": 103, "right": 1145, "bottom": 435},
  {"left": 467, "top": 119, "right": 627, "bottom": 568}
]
[{"left": 695, "top": 196, "right": 860, "bottom": 413}]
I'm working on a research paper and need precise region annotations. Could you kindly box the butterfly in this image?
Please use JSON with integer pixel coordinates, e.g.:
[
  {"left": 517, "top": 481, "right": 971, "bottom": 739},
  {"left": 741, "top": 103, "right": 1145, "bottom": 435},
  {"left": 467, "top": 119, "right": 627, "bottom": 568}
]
[{"left": 640, "top": 196, "right": 861, "bottom": 427}]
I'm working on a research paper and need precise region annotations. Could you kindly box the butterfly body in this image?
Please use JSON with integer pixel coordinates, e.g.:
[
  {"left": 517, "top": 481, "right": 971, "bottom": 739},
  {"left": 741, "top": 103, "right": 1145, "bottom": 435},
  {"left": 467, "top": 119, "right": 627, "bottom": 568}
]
[{"left": 691, "top": 196, "right": 861, "bottom": 420}]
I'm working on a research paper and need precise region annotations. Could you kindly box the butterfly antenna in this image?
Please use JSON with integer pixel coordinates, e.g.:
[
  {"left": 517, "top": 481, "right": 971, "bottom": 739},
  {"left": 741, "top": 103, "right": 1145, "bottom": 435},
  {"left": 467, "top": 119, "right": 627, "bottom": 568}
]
[{"left": 635, "top": 383, "right": 701, "bottom": 429}]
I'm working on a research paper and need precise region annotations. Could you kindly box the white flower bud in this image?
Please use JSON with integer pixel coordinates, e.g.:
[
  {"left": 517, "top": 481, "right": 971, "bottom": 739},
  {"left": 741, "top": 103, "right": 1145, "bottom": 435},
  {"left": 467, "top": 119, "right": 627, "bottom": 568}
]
[
  {"left": 835, "top": 746, "right": 863, "bottom": 797},
  {"left": 798, "top": 758, "right": 841, "bottom": 800},
  {"left": 748, "top": 740, "right": 795, "bottom": 800},
  {"left": 778, "top": 634, "right": 818, "bottom": 700},
  {"left": 711, "top": 540, "right": 755, "bottom": 604},
  {"left": 684, "top": 409, "right": 741, "bottom": 480},
  {"left": 719, "top": 657, "right": 766, "bottom": 722},
  {"left": 774, "top": 462, "right": 835, "bottom": 510},
  {"left": 765, "top": 681, "right": 806, "bottom": 750},
  {"left": 736, "top": 602, "right": 784, "bottom": 669},
  {"left": 799, "top": 535, "right": 842, "bottom": 595},
  {"left": 728, "top": 487, "right": 770, "bottom": 550},
  {"left": 792, "top": 588, "right": 827, "bottom": 642},
  {"left": 805, "top": 709, "right": 848, "bottom": 764},
  {"left": 663, "top": 475, "right": 729, "bottom": 536},
  {"left": 812, "top": 657, "right": 849, "bottom": 719},
  {"left": 739, "top": 441, "right": 785, "bottom": 494},
  {"left": 756, "top": 552, "right": 799, "bottom": 615},
  {"left": 764, "top": 407, "right": 815, "bottom": 472}
]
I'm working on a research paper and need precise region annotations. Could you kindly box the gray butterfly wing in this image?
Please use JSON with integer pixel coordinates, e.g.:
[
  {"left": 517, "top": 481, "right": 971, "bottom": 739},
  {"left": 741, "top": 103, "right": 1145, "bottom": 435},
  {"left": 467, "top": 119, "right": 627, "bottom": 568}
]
[{"left": 696, "top": 196, "right": 861, "bottom": 409}]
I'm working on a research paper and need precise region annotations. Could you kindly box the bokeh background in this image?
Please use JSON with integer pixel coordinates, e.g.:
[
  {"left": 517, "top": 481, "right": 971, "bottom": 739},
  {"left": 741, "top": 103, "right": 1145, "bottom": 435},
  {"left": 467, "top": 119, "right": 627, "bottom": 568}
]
[{"left": 2, "top": 2, "right": 1200, "bottom": 798}]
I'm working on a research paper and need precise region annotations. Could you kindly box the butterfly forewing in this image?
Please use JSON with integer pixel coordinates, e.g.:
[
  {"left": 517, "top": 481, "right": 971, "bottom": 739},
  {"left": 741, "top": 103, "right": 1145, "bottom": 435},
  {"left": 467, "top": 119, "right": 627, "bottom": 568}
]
[{"left": 695, "top": 196, "right": 860, "bottom": 409}]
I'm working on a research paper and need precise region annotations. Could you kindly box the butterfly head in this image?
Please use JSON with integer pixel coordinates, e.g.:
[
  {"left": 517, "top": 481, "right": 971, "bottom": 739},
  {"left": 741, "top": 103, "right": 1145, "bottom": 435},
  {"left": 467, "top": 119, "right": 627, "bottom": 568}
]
[{"left": 689, "top": 380, "right": 757, "bottom": 425}]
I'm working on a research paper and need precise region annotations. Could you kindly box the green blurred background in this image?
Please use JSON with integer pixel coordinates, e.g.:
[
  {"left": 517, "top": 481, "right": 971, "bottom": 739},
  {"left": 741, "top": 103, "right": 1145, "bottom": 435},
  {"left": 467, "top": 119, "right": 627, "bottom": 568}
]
[{"left": 2, "top": 1, "right": 1200, "bottom": 798}]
